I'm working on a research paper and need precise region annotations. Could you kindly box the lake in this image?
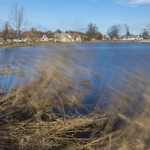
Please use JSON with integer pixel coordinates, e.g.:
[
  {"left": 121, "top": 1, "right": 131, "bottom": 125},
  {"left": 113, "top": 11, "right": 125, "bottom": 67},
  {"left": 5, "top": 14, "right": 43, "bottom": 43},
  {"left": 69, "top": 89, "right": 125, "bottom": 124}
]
[{"left": 1, "top": 43, "right": 150, "bottom": 109}]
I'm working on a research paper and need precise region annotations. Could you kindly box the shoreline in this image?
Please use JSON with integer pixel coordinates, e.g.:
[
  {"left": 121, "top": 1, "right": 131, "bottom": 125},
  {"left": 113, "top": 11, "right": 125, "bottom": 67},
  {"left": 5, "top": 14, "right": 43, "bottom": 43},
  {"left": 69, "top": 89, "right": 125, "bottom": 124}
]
[{"left": 0, "top": 40, "right": 141, "bottom": 49}]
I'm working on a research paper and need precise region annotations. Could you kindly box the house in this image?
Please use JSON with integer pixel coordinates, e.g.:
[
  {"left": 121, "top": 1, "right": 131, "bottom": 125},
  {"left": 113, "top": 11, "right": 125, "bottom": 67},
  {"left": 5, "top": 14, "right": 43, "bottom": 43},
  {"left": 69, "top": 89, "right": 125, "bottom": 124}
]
[
  {"left": 23, "top": 36, "right": 31, "bottom": 42},
  {"left": 68, "top": 33, "right": 82, "bottom": 42},
  {"left": 54, "top": 33, "right": 70, "bottom": 42},
  {"left": 67, "top": 33, "right": 72, "bottom": 41},
  {"left": 0, "top": 35, "right": 4, "bottom": 44},
  {"left": 136, "top": 36, "right": 143, "bottom": 40},
  {"left": 91, "top": 38, "right": 96, "bottom": 41},
  {"left": 45, "top": 33, "right": 54, "bottom": 42},
  {"left": 143, "top": 36, "right": 150, "bottom": 40},
  {"left": 81, "top": 33, "right": 86, "bottom": 39},
  {"left": 41, "top": 35, "right": 49, "bottom": 42},
  {"left": 120, "top": 35, "right": 143, "bottom": 40},
  {"left": 0, "top": 39, "right": 4, "bottom": 45},
  {"left": 113, "top": 37, "right": 117, "bottom": 40},
  {"left": 102, "top": 35, "right": 110, "bottom": 40}
]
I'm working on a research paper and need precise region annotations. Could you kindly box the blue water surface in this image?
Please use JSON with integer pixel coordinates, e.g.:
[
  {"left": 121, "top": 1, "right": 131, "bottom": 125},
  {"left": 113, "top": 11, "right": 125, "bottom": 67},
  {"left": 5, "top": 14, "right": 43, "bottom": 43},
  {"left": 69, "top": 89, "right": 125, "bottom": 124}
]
[{"left": 0, "top": 43, "right": 150, "bottom": 107}]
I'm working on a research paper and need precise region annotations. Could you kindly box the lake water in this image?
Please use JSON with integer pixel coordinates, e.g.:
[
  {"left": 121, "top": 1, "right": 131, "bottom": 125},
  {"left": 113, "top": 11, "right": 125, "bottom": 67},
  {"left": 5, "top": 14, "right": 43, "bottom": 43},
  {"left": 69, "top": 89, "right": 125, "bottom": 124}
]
[{"left": 1, "top": 43, "right": 150, "bottom": 108}]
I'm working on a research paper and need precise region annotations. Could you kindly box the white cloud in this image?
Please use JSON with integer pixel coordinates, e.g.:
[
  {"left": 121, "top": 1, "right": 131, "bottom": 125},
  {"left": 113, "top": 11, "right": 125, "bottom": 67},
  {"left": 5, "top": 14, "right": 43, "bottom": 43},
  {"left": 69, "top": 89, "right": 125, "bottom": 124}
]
[{"left": 114, "top": 0, "right": 150, "bottom": 5}]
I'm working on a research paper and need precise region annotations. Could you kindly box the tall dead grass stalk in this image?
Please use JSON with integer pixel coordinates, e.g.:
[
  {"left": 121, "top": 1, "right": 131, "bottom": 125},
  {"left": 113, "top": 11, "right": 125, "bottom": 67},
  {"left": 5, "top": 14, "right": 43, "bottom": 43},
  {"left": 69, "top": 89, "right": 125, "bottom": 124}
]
[{"left": 0, "top": 47, "right": 150, "bottom": 150}]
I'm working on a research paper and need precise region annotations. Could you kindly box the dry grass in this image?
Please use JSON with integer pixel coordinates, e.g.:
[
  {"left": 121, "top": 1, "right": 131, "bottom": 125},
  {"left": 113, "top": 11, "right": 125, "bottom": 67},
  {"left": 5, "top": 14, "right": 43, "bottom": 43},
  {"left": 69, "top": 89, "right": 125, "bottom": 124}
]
[
  {"left": 0, "top": 42, "right": 81, "bottom": 49},
  {"left": 0, "top": 40, "right": 140, "bottom": 49},
  {"left": 0, "top": 46, "right": 150, "bottom": 150},
  {"left": 0, "top": 62, "right": 27, "bottom": 75}
]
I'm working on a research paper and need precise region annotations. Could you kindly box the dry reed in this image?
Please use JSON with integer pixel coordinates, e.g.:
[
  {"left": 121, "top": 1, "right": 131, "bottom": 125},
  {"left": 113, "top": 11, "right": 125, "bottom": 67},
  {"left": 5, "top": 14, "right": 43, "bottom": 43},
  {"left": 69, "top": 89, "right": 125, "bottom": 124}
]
[{"left": 0, "top": 46, "right": 150, "bottom": 150}]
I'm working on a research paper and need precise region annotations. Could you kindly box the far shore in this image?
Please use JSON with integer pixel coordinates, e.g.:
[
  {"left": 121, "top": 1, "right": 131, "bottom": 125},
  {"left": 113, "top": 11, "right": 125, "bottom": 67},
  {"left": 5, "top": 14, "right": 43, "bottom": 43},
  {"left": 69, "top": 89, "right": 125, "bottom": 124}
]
[{"left": 0, "top": 40, "right": 141, "bottom": 49}]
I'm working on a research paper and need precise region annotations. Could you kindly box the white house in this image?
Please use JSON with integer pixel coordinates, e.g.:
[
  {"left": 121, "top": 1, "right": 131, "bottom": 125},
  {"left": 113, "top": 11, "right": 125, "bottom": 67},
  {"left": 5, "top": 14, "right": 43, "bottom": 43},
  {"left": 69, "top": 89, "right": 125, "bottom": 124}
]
[
  {"left": 0, "top": 40, "right": 4, "bottom": 45},
  {"left": 121, "top": 35, "right": 143, "bottom": 40},
  {"left": 102, "top": 35, "right": 110, "bottom": 40},
  {"left": 54, "top": 33, "right": 70, "bottom": 42},
  {"left": 68, "top": 33, "right": 82, "bottom": 42},
  {"left": 41, "top": 35, "right": 49, "bottom": 42}
]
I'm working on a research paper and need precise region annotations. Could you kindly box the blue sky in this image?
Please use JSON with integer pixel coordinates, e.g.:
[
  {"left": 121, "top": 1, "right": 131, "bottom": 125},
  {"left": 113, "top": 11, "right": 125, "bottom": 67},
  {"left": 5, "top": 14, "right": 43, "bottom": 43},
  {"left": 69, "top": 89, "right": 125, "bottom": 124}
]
[{"left": 0, "top": 0, "right": 150, "bottom": 35}]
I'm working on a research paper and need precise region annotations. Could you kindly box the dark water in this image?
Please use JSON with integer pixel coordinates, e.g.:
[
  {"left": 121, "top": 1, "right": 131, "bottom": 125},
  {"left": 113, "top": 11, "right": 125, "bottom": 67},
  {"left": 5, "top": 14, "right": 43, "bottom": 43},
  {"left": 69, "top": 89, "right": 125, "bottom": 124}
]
[{"left": 1, "top": 43, "right": 150, "bottom": 108}]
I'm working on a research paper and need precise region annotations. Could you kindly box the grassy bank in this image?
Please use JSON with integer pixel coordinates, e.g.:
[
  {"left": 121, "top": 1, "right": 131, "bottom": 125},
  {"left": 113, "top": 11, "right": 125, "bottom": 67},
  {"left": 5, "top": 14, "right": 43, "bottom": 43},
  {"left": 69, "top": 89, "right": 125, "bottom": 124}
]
[{"left": 0, "top": 40, "right": 140, "bottom": 49}]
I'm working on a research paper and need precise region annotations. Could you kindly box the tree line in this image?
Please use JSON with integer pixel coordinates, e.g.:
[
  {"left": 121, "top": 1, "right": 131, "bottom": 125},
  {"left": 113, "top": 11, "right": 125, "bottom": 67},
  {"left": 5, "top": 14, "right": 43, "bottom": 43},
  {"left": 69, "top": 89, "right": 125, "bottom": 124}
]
[{"left": 1, "top": 3, "right": 150, "bottom": 43}]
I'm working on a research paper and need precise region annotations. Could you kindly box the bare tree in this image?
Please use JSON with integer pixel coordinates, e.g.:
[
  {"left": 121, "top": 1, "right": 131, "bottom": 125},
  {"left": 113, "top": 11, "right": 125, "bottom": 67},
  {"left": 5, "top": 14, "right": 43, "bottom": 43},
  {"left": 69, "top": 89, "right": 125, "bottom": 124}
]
[
  {"left": 143, "top": 25, "right": 150, "bottom": 35},
  {"left": 31, "top": 27, "right": 37, "bottom": 34},
  {"left": 107, "top": 24, "right": 122, "bottom": 39},
  {"left": 141, "top": 25, "right": 150, "bottom": 38},
  {"left": 45, "top": 30, "right": 54, "bottom": 38},
  {"left": 2, "top": 22, "right": 10, "bottom": 41},
  {"left": 86, "top": 31, "right": 93, "bottom": 40},
  {"left": 9, "top": 3, "right": 27, "bottom": 42},
  {"left": 142, "top": 30, "right": 149, "bottom": 37},
  {"left": 87, "top": 23, "right": 98, "bottom": 33},
  {"left": 8, "top": 29, "right": 15, "bottom": 41},
  {"left": 124, "top": 24, "right": 130, "bottom": 36},
  {"left": 96, "top": 32, "right": 103, "bottom": 40},
  {"left": 86, "top": 23, "right": 99, "bottom": 40},
  {"left": 55, "top": 29, "right": 62, "bottom": 33}
]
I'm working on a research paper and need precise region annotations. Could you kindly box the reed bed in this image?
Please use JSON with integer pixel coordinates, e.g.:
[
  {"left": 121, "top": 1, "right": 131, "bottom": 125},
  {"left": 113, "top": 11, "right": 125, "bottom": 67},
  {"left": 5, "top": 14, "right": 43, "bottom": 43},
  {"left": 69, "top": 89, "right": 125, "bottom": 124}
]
[{"left": 0, "top": 47, "right": 150, "bottom": 150}]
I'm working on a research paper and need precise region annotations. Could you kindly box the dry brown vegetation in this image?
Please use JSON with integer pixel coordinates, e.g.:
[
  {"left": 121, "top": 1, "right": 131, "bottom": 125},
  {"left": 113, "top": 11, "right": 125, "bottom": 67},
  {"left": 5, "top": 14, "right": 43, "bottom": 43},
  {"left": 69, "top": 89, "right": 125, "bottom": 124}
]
[
  {"left": 0, "top": 63, "right": 26, "bottom": 75},
  {"left": 0, "top": 47, "right": 150, "bottom": 150},
  {"left": 0, "top": 40, "right": 140, "bottom": 49}
]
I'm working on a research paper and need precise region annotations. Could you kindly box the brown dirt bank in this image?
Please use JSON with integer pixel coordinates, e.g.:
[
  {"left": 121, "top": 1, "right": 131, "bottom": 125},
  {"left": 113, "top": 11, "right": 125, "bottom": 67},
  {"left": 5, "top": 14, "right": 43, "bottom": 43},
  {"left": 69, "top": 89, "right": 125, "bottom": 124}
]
[{"left": 0, "top": 40, "right": 140, "bottom": 49}]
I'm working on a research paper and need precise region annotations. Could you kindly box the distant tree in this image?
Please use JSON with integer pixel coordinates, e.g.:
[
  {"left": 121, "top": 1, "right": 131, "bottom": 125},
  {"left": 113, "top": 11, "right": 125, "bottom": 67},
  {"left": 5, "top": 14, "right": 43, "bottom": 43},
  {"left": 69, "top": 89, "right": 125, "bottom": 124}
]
[
  {"left": 46, "top": 30, "right": 53, "bottom": 34},
  {"left": 37, "top": 31, "right": 44, "bottom": 38},
  {"left": 124, "top": 24, "right": 130, "bottom": 36},
  {"left": 8, "top": 29, "right": 15, "bottom": 41},
  {"left": 55, "top": 29, "right": 62, "bottom": 33},
  {"left": 86, "top": 31, "right": 93, "bottom": 40},
  {"left": 142, "top": 25, "right": 150, "bottom": 37},
  {"left": 27, "top": 30, "right": 38, "bottom": 42},
  {"left": 86, "top": 23, "right": 99, "bottom": 40},
  {"left": 107, "top": 24, "right": 122, "bottom": 39},
  {"left": 96, "top": 32, "right": 103, "bottom": 40},
  {"left": 2, "top": 22, "right": 10, "bottom": 41},
  {"left": 30, "top": 27, "right": 39, "bottom": 38},
  {"left": 9, "top": 3, "right": 27, "bottom": 42},
  {"left": 87, "top": 23, "right": 98, "bottom": 34},
  {"left": 126, "top": 31, "right": 130, "bottom": 36},
  {"left": 31, "top": 27, "right": 37, "bottom": 34},
  {"left": 21, "top": 31, "right": 28, "bottom": 39},
  {"left": 69, "top": 30, "right": 74, "bottom": 34},
  {"left": 45, "top": 30, "right": 54, "bottom": 38},
  {"left": 142, "top": 31, "right": 149, "bottom": 37}
]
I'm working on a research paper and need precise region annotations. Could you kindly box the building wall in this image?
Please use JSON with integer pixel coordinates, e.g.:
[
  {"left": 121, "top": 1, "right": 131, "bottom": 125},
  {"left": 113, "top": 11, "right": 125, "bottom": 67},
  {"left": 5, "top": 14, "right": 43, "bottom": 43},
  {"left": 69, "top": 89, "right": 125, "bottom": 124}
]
[
  {"left": 54, "top": 38, "right": 61, "bottom": 42},
  {"left": 49, "top": 38, "right": 54, "bottom": 41},
  {"left": 61, "top": 37, "right": 70, "bottom": 42},
  {"left": 76, "top": 36, "right": 81, "bottom": 42},
  {"left": 54, "top": 33, "right": 70, "bottom": 42}
]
